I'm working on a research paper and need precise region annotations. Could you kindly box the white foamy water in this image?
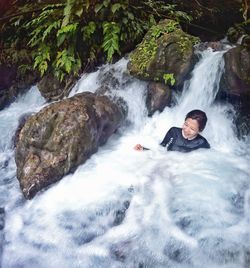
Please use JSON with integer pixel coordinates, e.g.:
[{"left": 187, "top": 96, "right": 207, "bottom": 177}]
[{"left": 0, "top": 48, "right": 250, "bottom": 268}]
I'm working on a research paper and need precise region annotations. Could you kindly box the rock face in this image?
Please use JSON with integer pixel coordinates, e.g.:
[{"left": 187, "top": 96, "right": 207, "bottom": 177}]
[
  {"left": 15, "top": 92, "right": 125, "bottom": 199},
  {"left": 37, "top": 74, "right": 76, "bottom": 101},
  {"left": 0, "top": 66, "right": 17, "bottom": 109},
  {"left": 0, "top": 65, "right": 39, "bottom": 110},
  {"left": 146, "top": 82, "right": 171, "bottom": 116},
  {"left": 221, "top": 46, "right": 250, "bottom": 96},
  {"left": 13, "top": 113, "right": 33, "bottom": 148},
  {"left": 219, "top": 45, "right": 250, "bottom": 137},
  {"left": 128, "top": 20, "right": 199, "bottom": 87}
]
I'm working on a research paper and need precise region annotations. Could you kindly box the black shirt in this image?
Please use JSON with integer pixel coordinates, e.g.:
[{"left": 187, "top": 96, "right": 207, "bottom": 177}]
[{"left": 160, "top": 127, "right": 210, "bottom": 152}]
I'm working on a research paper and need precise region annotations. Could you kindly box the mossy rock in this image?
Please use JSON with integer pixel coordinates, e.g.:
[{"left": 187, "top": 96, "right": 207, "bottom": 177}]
[
  {"left": 15, "top": 92, "right": 125, "bottom": 199},
  {"left": 128, "top": 19, "right": 199, "bottom": 87}
]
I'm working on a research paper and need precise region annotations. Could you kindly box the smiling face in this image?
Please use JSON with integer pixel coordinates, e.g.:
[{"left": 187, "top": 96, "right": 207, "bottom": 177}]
[{"left": 182, "top": 118, "right": 200, "bottom": 140}]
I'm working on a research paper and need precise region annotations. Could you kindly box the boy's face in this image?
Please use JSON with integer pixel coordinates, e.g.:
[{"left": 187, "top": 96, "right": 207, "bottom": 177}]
[{"left": 182, "top": 118, "right": 200, "bottom": 140}]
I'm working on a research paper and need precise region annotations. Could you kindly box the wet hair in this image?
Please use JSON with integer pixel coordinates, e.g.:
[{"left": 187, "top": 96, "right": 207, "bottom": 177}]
[{"left": 185, "top": 109, "right": 207, "bottom": 132}]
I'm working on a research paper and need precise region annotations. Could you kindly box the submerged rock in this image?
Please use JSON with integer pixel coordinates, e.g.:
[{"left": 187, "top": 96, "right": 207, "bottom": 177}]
[
  {"left": 146, "top": 82, "right": 171, "bottom": 116},
  {"left": 128, "top": 19, "right": 199, "bottom": 87},
  {"left": 15, "top": 92, "right": 125, "bottom": 199}
]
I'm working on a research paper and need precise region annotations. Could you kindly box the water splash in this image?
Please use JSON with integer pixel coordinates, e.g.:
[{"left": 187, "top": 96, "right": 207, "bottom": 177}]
[{"left": 0, "top": 49, "right": 249, "bottom": 268}]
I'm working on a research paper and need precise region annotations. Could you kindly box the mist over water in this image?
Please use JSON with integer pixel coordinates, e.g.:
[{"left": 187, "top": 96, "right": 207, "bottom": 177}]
[{"left": 0, "top": 48, "right": 250, "bottom": 268}]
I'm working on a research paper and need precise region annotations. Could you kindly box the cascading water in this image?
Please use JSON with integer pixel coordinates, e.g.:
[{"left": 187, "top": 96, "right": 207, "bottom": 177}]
[{"left": 0, "top": 47, "right": 249, "bottom": 268}]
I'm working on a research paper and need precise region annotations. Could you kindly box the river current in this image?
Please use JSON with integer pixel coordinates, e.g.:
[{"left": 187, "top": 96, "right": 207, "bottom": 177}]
[{"left": 0, "top": 47, "right": 250, "bottom": 268}]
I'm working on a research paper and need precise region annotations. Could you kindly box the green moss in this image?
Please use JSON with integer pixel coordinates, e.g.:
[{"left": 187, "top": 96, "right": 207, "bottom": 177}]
[
  {"left": 129, "top": 20, "right": 179, "bottom": 76},
  {"left": 176, "top": 30, "right": 199, "bottom": 58},
  {"left": 129, "top": 19, "right": 200, "bottom": 78}
]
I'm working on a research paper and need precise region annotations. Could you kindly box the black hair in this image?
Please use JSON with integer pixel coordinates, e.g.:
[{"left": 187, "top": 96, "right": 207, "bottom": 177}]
[{"left": 185, "top": 109, "right": 208, "bottom": 132}]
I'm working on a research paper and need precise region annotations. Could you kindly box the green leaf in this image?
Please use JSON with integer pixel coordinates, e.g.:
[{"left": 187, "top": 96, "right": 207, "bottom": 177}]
[
  {"left": 103, "top": 0, "right": 110, "bottom": 8},
  {"left": 163, "top": 73, "right": 175, "bottom": 86},
  {"left": 111, "top": 3, "right": 121, "bottom": 13},
  {"left": 42, "top": 21, "right": 60, "bottom": 41},
  {"left": 102, "top": 22, "right": 120, "bottom": 62},
  {"left": 127, "top": 12, "right": 134, "bottom": 20},
  {"left": 94, "top": 3, "right": 103, "bottom": 13},
  {"left": 122, "top": 18, "right": 128, "bottom": 24},
  {"left": 83, "top": 21, "right": 96, "bottom": 39},
  {"left": 76, "top": 7, "right": 83, "bottom": 17},
  {"left": 57, "top": 33, "right": 66, "bottom": 47}
]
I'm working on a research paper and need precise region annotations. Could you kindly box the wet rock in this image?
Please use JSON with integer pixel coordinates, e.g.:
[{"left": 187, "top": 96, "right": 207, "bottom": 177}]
[
  {"left": 163, "top": 237, "right": 191, "bottom": 264},
  {"left": 95, "top": 68, "right": 129, "bottom": 116},
  {"left": 197, "top": 41, "right": 225, "bottom": 52},
  {"left": 110, "top": 241, "right": 131, "bottom": 262},
  {"left": 12, "top": 113, "right": 33, "bottom": 148},
  {"left": 0, "top": 66, "right": 16, "bottom": 110},
  {"left": 219, "top": 45, "right": 250, "bottom": 137},
  {"left": 0, "top": 207, "right": 4, "bottom": 231},
  {"left": 15, "top": 92, "right": 125, "bottom": 199},
  {"left": 0, "top": 66, "right": 17, "bottom": 92},
  {"left": 113, "top": 200, "right": 130, "bottom": 226},
  {"left": 37, "top": 73, "right": 76, "bottom": 101},
  {"left": 0, "top": 65, "right": 39, "bottom": 110},
  {"left": 128, "top": 19, "right": 199, "bottom": 87},
  {"left": 97, "top": 69, "right": 120, "bottom": 93},
  {"left": 242, "top": 35, "right": 250, "bottom": 50},
  {"left": 221, "top": 46, "right": 250, "bottom": 96},
  {"left": 146, "top": 82, "right": 171, "bottom": 116}
]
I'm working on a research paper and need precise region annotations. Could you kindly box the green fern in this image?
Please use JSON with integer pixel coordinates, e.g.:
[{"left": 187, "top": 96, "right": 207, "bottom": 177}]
[
  {"left": 1, "top": 0, "right": 193, "bottom": 81},
  {"left": 33, "top": 46, "right": 51, "bottom": 76},
  {"left": 102, "top": 22, "right": 121, "bottom": 62}
]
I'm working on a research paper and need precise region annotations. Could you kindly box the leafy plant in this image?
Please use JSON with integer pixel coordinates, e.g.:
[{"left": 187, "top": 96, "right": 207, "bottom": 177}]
[
  {"left": 102, "top": 22, "right": 121, "bottom": 62},
  {"left": 0, "top": 0, "right": 193, "bottom": 81},
  {"left": 163, "top": 73, "right": 175, "bottom": 86}
]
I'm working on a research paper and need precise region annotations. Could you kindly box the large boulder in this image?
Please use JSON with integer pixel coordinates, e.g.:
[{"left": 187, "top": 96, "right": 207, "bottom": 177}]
[
  {"left": 15, "top": 92, "right": 125, "bottom": 199},
  {"left": 128, "top": 20, "right": 199, "bottom": 87},
  {"left": 221, "top": 46, "right": 250, "bottom": 96},
  {"left": 219, "top": 45, "right": 250, "bottom": 137}
]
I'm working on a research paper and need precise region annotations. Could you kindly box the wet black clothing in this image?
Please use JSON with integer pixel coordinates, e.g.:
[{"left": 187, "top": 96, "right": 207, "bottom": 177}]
[{"left": 160, "top": 127, "right": 210, "bottom": 153}]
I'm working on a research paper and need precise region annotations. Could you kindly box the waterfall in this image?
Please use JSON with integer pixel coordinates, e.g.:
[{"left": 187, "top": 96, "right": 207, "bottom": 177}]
[{"left": 0, "top": 48, "right": 250, "bottom": 268}]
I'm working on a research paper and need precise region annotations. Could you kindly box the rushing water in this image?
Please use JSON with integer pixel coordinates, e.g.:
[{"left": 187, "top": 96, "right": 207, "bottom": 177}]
[{"left": 0, "top": 48, "right": 250, "bottom": 268}]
